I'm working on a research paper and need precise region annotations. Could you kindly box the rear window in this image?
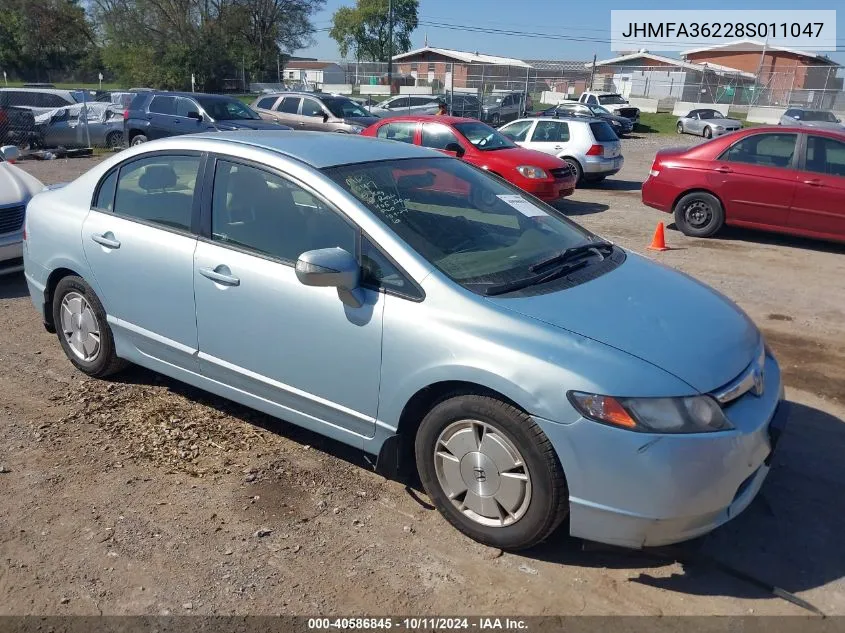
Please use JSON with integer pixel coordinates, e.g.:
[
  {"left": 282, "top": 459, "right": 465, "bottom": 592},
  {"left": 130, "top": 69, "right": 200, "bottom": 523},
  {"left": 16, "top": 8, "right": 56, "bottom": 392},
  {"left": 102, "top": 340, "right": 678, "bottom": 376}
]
[{"left": 589, "top": 121, "right": 618, "bottom": 142}]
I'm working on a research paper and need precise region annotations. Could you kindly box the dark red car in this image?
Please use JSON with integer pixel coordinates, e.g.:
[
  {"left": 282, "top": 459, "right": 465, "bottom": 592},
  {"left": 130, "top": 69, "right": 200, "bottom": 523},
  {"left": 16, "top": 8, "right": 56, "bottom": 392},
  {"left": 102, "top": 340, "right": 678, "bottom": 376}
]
[
  {"left": 362, "top": 116, "right": 576, "bottom": 201},
  {"left": 642, "top": 126, "right": 845, "bottom": 244}
]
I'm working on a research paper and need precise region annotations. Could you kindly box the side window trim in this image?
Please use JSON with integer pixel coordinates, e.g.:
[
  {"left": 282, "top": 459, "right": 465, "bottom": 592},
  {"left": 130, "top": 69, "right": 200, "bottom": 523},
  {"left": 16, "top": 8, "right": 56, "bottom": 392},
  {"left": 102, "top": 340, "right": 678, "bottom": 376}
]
[
  {"left": 103, "top": 150, "right": 207, "bottom": 236},
  {"left": 200, "top": 153, "right": 361, "bottom": 266},
  {"left": 359, "top": 232, "right": 425, "bottom": 302}
]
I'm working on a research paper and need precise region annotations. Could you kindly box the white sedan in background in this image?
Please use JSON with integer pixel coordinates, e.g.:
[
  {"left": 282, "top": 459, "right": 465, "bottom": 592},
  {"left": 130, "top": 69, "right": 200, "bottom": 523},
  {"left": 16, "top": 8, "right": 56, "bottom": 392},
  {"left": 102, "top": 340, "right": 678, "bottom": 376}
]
[{"left": 0, "top": 146, "right": 44, "bottom": 275}]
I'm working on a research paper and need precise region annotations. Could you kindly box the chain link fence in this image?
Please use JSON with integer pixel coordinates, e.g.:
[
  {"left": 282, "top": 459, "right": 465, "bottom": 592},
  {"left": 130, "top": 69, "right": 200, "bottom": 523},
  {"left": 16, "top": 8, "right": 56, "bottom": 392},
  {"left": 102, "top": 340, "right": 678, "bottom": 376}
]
[{"left": 1, "top": 59, "right": 843, "bottom": 153}]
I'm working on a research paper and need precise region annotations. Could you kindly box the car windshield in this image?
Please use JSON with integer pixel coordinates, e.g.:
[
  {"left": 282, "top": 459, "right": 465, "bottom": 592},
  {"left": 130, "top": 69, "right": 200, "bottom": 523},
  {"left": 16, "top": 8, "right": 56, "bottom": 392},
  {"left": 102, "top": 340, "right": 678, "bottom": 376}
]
[
  {"left": 699, "top": 110, "right": 721, "bottom": 119},
  {"left": 589, "top": 105, "right": 612, "bottom": 115},
  {"left": 196, "top": 97, "right": 259, "bottom": 121},
  {"left": 323, "top": 97, "right": 370, "bottom": 118},
  {"left": 324, "top": 157, "right": 593, "bottom": 290},
  {"left": 598, "top": 95, "right": 626, "bottom": 105},
  {"left": 803, "top": 110, "right": 838, "bottom": 122},
  {"left": 453, "top": 122, "right": 515, "bottom": 151},
  {"left": 482, "top": 95, "right": 504, "bottom": 105}
]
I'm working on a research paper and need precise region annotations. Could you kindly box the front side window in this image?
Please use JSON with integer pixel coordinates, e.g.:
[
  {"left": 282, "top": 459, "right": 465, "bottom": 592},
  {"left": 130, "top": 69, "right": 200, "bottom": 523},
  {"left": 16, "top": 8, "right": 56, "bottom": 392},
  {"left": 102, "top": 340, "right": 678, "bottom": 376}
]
[
  {"left": 421, "top": 124, "right": 460, "bottom": 150},
  {"left": 196, "top": 97, "right": 259, "bottom": 121},
  {"left": 721, "top": 133, "right": 797, "bottom": 169},
  {"left": 805, "top": 135, "right": 845, "bottom": 177},
  {"left": 301, "top": 98, "right": 324, "bottom": 117},
  {"left": 113, "top": 155, "right": 202, "bottom": 231},
  {"left": 586, "top": 95, "right": 598, "bottom": 105},
  {"left": 148, "top": 96, "right": 176, "bottom": 115},
  {"left": 376, "top": 121, "right": 416, "bottom": 143},
  {"left": 211, "top": 160, "right": 356, "bottom": 262},
  {"left": 386, "top": 97, "right": 409, "bottom": 110},
  {"left": 598, "top": 94, "right": 626, "bottom": 105},
  {"left": 532, "top": 121, "right": 569, "bottom": 143},
  {"left": 325, "top": 157, "right": 593, "bottom": 292},
  {"left": 175, "top": 97, "right": 199, "bottom": 118},
  {"left": 499, "top": 119, "right": 533, "bottom": 142},
  {"left": 323, "top": 97, "right": 369, "bottom": 118}
]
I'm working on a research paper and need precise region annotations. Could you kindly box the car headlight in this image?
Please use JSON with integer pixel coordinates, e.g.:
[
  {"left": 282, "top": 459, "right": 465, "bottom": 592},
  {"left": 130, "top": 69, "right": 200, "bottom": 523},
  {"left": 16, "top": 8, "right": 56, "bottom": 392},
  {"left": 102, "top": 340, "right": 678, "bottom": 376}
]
[
  {"left": 567, "top": 392, "right": 734, "bottom": 434},
  {"left": 516, "top": 165, "right": 548, "bottom": 179},
  {"left": 715, "top": 125, "right": 725, "bottom": 130}
]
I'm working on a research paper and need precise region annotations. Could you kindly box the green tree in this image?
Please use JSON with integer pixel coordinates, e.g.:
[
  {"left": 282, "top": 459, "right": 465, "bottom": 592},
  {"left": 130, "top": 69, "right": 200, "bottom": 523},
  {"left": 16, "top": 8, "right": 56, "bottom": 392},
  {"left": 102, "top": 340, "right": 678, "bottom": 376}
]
[{"left": 329, "top": 0, "right": 418, "bottom": 62}]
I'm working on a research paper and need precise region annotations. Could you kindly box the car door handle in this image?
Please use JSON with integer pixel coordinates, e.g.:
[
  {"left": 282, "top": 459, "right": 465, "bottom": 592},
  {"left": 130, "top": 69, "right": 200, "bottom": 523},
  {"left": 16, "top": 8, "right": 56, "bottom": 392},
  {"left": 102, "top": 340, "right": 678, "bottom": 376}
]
[
  {"left": 715, "top": 166, "right": 732, "bottom": 174},
  {"left": 803, "top": 178, "right": 823, "bottom": 186},
  {"left": 91, "top": 233, "right": 120, "bottom": 249},
  {"left": 297, "top": 122, "right": 306, "bottom": 126},
  {"left": 554, "top": 145, "right": 563, "bottom": 150},
  {"left": 199, "top": 266, "right": 240, "bottom": 287}
]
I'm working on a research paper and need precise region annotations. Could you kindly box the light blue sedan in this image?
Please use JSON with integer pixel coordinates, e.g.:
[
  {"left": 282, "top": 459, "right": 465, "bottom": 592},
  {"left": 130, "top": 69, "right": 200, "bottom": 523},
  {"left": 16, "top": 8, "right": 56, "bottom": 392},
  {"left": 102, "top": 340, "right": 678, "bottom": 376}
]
[{"left": 23, "top": 131, "right": 787, "bottom": 550}]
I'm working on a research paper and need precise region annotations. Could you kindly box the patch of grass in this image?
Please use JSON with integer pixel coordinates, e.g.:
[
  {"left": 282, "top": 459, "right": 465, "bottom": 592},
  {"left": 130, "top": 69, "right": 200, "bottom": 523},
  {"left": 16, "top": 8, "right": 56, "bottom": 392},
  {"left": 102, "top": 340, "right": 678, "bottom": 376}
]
[{"left": 636, "top": 112, "right": 680, "bottom": 135}]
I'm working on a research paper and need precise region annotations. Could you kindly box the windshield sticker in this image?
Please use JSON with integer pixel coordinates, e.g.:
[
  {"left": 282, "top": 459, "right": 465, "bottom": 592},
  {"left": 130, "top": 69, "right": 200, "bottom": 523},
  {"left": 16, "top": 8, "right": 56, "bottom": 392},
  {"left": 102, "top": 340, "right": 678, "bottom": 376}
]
[{"left": 496, "top": 194, "right": 545, "bottom": 218}]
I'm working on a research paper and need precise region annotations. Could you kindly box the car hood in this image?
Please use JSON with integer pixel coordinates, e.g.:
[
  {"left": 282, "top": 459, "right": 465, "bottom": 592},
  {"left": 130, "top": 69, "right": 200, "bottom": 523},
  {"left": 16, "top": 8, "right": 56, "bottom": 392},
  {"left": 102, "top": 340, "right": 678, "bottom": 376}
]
[
  {"left": 709, "top": 118, "right": 741, "bottom": 126},
  {"left": 343, "top": 115, "right": 379, "bottom": 127},
  {"left": 489, "top": 146, "right": 567, "bottom": 169},
  {"left": 0, "top": 163, "right": 45, "bottom": 206},
  {"left": 213, "top": 119, "right": 291, "bottom": 131},
  {"left": 605, "top": 113, "right": 633, "bottom": 125},
  {"left": 488, "top": 252, "right": 759, "bottom": 393}
]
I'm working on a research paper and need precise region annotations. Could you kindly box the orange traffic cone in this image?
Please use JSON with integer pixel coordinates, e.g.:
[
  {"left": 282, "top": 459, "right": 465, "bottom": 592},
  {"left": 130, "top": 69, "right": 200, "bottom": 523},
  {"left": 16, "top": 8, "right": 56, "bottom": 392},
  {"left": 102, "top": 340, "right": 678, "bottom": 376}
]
[{"left": 647, "top": 222, "right": 669, "bottom": 251}]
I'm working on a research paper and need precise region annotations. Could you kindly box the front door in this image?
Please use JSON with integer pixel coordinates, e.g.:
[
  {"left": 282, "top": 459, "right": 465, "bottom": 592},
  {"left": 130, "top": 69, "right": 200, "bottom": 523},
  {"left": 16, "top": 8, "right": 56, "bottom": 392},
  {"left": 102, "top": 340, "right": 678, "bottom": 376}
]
[
  {"left": 193, "top": 157, "right": 384, "bottom": 441},
  {"left": 299, "top": 97, "right": 328, "bottom": 130},
  {"left": 791, "top": 134, "right": 845, "bottom": 239},
  {"left": 711, "top": 132, "right": 799, "bottom": 228},
  {"left": 81, "top": 152, "right": 203, "bottom": 369}
]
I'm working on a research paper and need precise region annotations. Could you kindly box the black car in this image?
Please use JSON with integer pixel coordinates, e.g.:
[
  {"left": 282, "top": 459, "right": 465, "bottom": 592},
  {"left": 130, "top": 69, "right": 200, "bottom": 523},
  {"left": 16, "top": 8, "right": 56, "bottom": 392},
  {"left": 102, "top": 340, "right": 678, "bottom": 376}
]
[
  {"left": 124, "top": 91, "right": 290, "bottom": 146},
  {"left": 535, "top": 102, "right": 634, "bottom": 136},
  {"left": 0, "top": 105, "right": 40, "bottom": 148}
]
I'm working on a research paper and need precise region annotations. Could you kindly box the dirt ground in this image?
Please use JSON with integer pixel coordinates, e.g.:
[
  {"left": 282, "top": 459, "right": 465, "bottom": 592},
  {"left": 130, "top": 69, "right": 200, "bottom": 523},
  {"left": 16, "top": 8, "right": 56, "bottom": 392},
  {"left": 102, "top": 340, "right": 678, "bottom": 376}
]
[{"left": 2, "top": 134, "right": 845, "bottom": 617}]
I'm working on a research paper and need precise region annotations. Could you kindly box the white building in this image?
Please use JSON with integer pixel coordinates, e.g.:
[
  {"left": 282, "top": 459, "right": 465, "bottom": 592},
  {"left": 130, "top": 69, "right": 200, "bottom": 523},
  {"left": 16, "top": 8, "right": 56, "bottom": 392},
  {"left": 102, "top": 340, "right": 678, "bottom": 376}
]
[{"left": 284, "top": 61, "right": 345, "bottom": 88}]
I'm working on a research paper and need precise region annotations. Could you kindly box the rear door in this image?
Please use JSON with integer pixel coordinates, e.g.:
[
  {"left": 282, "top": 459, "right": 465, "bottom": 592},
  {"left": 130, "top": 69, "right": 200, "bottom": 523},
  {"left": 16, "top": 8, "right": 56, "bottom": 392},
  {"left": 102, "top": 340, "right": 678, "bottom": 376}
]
[
  {"left": 146, "top": 95, "right": 178, "bottom": 139},
  {"left": 791, "top": 134, "right": 845, "bottom": 238},
  {"left": 300, "top": 97, "right": 328, "bottom": 130},
  {"left": 525, "top": 120, "right": 571, "bottom": 156},
  {"left": 711, "top": 132, "right": 799, "bottom": 228},
  {"left": 273, "top": 96, "right": 303, "bottom": 128}
]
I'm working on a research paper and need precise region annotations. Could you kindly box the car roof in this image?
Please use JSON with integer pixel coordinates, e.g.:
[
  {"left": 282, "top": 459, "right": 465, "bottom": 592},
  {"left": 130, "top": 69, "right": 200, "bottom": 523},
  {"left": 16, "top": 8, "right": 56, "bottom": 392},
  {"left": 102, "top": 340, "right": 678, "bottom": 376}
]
[
  {"left": 752, "top": 125, "right": 845, "bottom": 137},
  {"left": 511, "top": 116, "right": 603, "bottom": 124},
  {"left": 190, "top": 130, "right": 439, "bottom": 168},
  {"left": 372, "top": 115, "right": 478, "bottom": 124},
  {"left": 138, "top": 91, "right": 239, "bottom": 100},
  {"left": 0, "top": 87, "right": 75, "bottom": 97}
]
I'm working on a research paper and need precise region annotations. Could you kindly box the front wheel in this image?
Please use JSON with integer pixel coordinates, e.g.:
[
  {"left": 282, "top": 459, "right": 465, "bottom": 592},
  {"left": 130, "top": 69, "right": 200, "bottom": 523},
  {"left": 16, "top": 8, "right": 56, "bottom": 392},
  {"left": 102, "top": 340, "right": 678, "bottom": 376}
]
[
  {"left": 563, "top": 158, "right": 583, "bottom": 185},
  {"left": 52, "top": 276, "right": 127, "bottom": 378},
  {"left": 130, "top": 134, "right": 147, "bottom": 146},
  {"left": 490, "top": 113, "right": 501, "bottom": 127},
  {"left": 674, "top": 191, "right": 725, "bottom": 237},
  {"left": 415, "top": 394, "right": 568, "bottom": 550},
  {"left": 676, "top": 122, "right": 684, "bottom": 134}
]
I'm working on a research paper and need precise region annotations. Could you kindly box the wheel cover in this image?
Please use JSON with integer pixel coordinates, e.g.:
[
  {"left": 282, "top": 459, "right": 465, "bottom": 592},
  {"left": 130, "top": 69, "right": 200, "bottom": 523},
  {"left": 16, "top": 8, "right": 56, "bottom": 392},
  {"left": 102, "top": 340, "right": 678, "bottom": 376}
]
[
  {"left": 60, "top": 292, "right": 101, "bottom": 362},
  {"left": 131, "top": 136, "right": 144, "bottom": 146},
  {"left": 434, "top": 419, "right": 532, "bottom": 527},
  {"left": 684, "top": 199, "right": 713, "bottom": 229}
]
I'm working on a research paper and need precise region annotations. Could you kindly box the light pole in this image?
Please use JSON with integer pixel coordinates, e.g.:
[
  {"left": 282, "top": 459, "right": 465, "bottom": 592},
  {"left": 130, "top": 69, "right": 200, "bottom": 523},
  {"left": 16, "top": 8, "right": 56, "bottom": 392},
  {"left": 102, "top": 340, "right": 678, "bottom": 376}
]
[{"left": 386, "top": 0, "right": 394, "bottom": 92}]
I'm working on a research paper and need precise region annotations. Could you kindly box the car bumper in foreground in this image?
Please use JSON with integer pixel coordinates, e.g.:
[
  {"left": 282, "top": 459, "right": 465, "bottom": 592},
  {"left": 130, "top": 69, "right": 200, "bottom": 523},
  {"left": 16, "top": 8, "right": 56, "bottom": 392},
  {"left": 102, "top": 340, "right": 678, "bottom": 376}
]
[{"left": 535, "top": 354, "right": 785, "bottom": 548}]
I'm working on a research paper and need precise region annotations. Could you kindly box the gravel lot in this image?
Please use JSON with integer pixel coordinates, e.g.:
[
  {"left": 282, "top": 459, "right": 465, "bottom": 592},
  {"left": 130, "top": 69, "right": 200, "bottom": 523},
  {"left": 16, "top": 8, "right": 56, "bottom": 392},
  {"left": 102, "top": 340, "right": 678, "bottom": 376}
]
[{"left": 2, "top": 134, "right": 844, "bottom": 617}]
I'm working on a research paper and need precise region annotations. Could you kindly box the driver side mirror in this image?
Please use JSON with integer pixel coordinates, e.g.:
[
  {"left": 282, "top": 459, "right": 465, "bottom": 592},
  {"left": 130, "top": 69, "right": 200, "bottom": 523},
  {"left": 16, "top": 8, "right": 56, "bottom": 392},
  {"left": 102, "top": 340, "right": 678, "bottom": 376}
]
[
  {"left": 1, "top": 145, "right": 21, "bottom": 162},
  {"left": 444, "top": 142, "right": 465, "bottom": 157},
  {"left": 295, "top": 247, "right": 364, "bottom": 308},
  {"left": 187, "top": 111, "right": 203, "bottom": 121}
]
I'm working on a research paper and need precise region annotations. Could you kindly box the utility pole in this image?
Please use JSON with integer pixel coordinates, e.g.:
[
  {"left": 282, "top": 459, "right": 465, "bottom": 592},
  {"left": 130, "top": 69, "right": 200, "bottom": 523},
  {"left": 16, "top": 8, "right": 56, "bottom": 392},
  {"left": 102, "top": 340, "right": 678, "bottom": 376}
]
[
  {"left": 386, "top": 0, "right": 394, "bottom": 92},
  {"left": 589, "top": 53, "right": 597, "bottom": 90}
]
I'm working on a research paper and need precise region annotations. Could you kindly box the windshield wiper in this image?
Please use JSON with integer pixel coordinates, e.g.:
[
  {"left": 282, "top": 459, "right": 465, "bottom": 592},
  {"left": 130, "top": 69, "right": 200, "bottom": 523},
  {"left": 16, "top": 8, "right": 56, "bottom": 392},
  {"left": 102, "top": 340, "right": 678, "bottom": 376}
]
[
  {"left": 528, "top": 241, "right": 613, "bottom": 273},
  {"left": 482, "top": 259, "right": 589, "bottom": 296}
]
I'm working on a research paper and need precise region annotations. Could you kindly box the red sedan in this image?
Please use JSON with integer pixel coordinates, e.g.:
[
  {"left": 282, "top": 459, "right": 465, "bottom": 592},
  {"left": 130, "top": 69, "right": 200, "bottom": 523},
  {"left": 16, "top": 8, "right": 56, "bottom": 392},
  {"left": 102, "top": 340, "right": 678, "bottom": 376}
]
[
  {"left": 642, "top": 126, "right": 845, "bottom": 243},
  {"left": 362, "top": 115, "right": 576, "bottom": 201}
]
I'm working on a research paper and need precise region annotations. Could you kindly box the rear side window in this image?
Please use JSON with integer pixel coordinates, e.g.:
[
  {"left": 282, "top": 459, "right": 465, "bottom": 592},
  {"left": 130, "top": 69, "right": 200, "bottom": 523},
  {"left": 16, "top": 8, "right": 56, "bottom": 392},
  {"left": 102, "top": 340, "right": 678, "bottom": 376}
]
[
  {"left": 376, "top": 122, "right": 416, "bottom": 143},
  {"left": 113, "top": 155, "right": 202, "bottom": 231},
  {"left": 148, "top": 96, "right": 176, "bottom": 115},
  {"left": 256, "top": 96, "right": 277, "bottom": 109},
  {"left": 93, "top": 170, "right": 118, "bottom": 211},
  {"left": 37, "top": 94, "right": 70, "bottom": 108},
  {"left": 276, "top": 97, "right": 300, "bottom": 114},
  {"left": 805, "top": 136, "right": 845, "bottom": 177},
  {"left": 387, "top": 97, "right": 409, "bottom": 109},
  {"left": 589, "top": 122, "right": 618, "bottom": 142},
  {"left": 721, "top": 133, "right": 797, "bottom": 169},
  {"left": 129, "top": 93, "right": 148, "bottom": 110}
]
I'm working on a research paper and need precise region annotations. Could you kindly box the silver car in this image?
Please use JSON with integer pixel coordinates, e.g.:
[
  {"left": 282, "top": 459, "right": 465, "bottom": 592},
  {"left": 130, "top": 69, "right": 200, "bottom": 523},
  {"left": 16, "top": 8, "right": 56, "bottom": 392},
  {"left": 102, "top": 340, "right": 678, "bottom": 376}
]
[
  {"left": 369, "top": 95, "right": 442, "bottom": 118},
  {"left": 499, "top": 116, "right": 623, "bottom": 184},
  {"left": 677, "top": 109, "right": 742, "bottom": 138},
  {"left": 779, "top": 108, "right": 844, "bottom": 130},
  {"left": 1, "top": 145, "right": 43, "bottom": 275},
  {"left": 35, "top": 102, "right": 125, "bottom": 149},
  {"left": 23, "top": 131, "right": 786, "bottom": 551}
]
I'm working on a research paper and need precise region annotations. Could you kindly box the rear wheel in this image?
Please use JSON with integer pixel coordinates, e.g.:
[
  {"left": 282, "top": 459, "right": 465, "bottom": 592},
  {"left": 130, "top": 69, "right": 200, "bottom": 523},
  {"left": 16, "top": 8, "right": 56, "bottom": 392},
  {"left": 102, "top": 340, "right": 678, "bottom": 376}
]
[
  {"left": 674, "top": 191, "right": 724, "bottom": 238},
  {"left": 703, "top": 126, "right": 712, "bottom": 139},
  {"left": 52, "top": 276, "right": 127, "bottom": 378},
  {"left": 563, "top": 157, "right": 582, "bottom": 185},
  {"left": 415, "top": 394, "right": 568, "bottom": 550}
]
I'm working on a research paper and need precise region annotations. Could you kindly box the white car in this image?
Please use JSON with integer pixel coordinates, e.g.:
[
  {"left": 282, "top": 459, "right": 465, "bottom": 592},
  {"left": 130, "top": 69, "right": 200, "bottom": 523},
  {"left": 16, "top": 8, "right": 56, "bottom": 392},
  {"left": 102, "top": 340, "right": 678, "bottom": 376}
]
[
  {"left": 578, "top": 92, "right": 640, "bottom": 124},
  {"left": 0, "top": 146, "right": 44, "bottom": 275}
]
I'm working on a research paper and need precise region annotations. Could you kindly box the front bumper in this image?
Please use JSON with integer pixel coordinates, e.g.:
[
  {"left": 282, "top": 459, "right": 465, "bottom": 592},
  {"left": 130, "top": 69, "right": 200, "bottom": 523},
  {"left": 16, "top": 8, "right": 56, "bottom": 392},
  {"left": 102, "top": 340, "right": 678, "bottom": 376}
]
[
  {"left": 0, "top": 233, "right": 24, "bottom": 275},
  {"left": 522, "top": 176, "right": 577, "bottom": 201},
  {"left": 583, "top": 155, "right": 623, "bottom": 176},
  {"left": 535, "top": 354, "right": 785, "bottom": 548}
]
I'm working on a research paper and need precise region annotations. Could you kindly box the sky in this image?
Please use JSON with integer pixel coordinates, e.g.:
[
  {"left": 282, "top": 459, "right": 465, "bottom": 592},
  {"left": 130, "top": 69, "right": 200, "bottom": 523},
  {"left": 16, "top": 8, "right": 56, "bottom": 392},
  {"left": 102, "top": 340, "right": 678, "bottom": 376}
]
[{"left": 297, "top": 0, "right": 845, "bottom": 64}]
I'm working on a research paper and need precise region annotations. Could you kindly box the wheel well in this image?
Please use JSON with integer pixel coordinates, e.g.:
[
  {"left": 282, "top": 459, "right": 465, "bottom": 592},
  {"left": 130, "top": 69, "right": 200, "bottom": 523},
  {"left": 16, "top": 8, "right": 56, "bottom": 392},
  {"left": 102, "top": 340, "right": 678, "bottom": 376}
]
[
  {"left": 672, "top": 188, "right": 725, "bottom": 215},
  {"left": 43, "top": 267, "right": 81, "bottom": 331},
  {"left": 127, "top": 129, "right": 144, "bottom": 142},
  {"left": 378, "top": 381, "right": 523, "bottom": 479}
]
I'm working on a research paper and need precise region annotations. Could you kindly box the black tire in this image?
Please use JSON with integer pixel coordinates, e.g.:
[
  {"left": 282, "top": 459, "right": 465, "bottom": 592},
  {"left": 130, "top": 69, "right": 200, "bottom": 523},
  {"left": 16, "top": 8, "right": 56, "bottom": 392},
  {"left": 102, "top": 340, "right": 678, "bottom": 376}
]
[
  {"left": 105, "top": 131, "right": 123, "bottom": 149},
  {"left": 674, "top": 191, "right": 725, "bottom": 238},
  {"left": 130, "top": 133, "right": 147, "bottom": 146},
  {"left": 415, "top": 394, "right": 568, "bottom": 550},
  {"left": 52, "top": 276, "right": 127, "bottom": 378},
  {"left": 563, "top": 157, "right": 583, "bottom": 185},
  {"left": 703, "top": 126, "right": 712, "bottom": 139},
  {"left": 676, "top": 122, "right": 684, "bottom": 134},
  {"left": 490, "top": 113, "right": 501, "bottom": 127}
]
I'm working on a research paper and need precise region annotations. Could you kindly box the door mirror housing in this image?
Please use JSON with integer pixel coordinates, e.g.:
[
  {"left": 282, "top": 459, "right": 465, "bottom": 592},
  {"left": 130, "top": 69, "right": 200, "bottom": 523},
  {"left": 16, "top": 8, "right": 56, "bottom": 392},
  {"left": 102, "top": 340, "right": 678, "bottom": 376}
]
[
  {"left": 1, "top": 145, "right": 21, "bottom": 162},
  {"left": 322, "top": 112, "right": 329, "bottom": 122},
  {"left": 444, "top": 142, "right": 465, "bottom": 157},
  {"left": 187, "top": 110, "right": 203, "bottom": 121},
  {"left": 295, "top": 247, "right": 364, "bottom": 308}
]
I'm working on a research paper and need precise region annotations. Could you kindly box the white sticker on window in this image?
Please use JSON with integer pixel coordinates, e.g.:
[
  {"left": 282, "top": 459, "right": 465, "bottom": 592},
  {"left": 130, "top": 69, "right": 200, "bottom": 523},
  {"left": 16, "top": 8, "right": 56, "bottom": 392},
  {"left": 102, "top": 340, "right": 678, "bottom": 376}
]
[{"left": 497, "top": 194, "right": 545, "bottom": 217}]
